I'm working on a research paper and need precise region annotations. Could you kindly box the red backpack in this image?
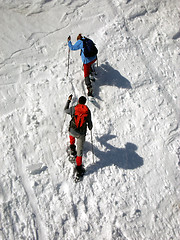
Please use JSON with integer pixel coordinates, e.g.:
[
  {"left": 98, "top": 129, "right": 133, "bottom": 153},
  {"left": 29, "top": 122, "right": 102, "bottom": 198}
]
[{"left": 74, "top": 104, "right": 89, "bottom": 128}]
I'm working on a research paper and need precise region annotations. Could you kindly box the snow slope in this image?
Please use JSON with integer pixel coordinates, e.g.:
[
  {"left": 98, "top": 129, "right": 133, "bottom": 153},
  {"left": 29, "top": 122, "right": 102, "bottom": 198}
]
[{"left": 0, "top": 0, "right": 180, "bottom": 239}]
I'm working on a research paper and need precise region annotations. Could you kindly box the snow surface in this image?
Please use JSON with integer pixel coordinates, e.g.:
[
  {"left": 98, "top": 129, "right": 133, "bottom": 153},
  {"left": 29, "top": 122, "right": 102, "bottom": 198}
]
[{"left": 0, "top": 0, "right": 180, "bottom": 239}]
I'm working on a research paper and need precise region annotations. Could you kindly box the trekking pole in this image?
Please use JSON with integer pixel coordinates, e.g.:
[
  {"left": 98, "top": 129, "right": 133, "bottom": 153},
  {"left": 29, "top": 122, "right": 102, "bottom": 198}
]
[
  {"left": 91, "top": 130, "right": 95, "bottom": 163},
  {"left": 61, "top": 94, "right": 72, "bottom": 136},
  {"left": 60, "top": 113, "right": 67, "bottom": 136},
  {"left": 67, "top": 47, "right": 70, "bottom": 76}
]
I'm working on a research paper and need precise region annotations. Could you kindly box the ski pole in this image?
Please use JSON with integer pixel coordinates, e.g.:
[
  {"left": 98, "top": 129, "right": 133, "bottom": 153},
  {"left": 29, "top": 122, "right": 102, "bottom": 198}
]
[
  {"left": 91, "top": 130, "right": 95, "bottom": 163},
  {"left": 61, "top": 94, "right": 72, "bottom": 136},
  {"left": 67, "top": 47, "right": 70, "bottom": 76},
  {"left": 60, "top": 113, "right": 67, "bottom": 136}
]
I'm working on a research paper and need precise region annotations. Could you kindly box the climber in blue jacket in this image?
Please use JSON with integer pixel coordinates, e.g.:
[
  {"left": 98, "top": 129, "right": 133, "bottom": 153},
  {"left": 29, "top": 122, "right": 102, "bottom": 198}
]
[{"left": 68, "top": 34, "right": 97, "bottom": 96}]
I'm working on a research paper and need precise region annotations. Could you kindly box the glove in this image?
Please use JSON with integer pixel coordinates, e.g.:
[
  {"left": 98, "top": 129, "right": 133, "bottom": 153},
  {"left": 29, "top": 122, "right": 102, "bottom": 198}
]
[
  {"left": 67, "top": 36, "right": 71, "bottom": 42},
  {"left": 68, "top": 94, "right": 72, "bottom": 101}
]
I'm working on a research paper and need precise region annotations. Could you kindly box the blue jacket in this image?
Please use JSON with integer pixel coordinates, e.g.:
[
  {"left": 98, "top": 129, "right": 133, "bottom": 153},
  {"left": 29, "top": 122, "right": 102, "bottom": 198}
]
[{"left": 68, "top": 39, "right": 97, "bottom": 64}]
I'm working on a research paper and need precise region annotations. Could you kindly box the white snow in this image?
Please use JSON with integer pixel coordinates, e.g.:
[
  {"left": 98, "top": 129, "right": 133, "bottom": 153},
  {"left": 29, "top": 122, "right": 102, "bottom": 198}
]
[{"left": 0, "top": 0, "right": 180, "bottom": 239}]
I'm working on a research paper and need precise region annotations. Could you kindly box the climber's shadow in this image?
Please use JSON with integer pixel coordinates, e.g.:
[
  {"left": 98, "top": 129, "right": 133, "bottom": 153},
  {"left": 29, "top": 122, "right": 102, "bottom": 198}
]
[
  {"left": 93, "top": 62, "right": 132, "bottom": 99},
  {"left": 84, "top": 134, "right": 143, "bottom": 175}
]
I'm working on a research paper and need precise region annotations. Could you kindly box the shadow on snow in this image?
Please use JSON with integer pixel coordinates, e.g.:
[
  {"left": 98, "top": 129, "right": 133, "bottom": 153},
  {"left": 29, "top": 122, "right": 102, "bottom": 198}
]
[
  {"left": 93, "top": 62, "right": 132, "bottom": 99},
  {"left": 84, "top": 134, "right": 143, "bottom": 175}
]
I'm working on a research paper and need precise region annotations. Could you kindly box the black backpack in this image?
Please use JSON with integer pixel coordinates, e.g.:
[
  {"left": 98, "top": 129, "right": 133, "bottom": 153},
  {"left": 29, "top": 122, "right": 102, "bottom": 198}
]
[{"left": 82, "top": 37, "right": 98, "bottom": 58}]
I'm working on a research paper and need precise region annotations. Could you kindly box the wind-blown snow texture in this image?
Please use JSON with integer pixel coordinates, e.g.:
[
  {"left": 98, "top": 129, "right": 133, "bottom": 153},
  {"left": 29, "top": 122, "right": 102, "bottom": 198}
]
[{"left": 0, "top": 0, "right": 180, "bottom": 239}]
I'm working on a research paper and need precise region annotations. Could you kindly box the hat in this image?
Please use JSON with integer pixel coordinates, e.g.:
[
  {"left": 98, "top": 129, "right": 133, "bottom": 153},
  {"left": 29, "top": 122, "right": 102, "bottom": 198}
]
[{"left": 78, "top": 96, "right": 86, "bottom": 104}]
